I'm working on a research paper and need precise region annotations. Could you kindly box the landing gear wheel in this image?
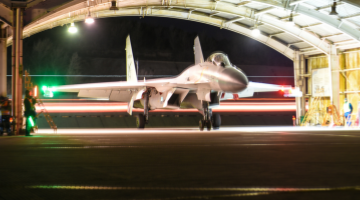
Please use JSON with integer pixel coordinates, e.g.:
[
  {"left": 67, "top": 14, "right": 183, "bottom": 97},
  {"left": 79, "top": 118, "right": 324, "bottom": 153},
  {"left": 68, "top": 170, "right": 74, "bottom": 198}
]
[
  {"left": 199, "top": 120, "right": 205, "bottom": 131},
  {"left": 206, "top": 120, "right": 212, "bottom": 131},
  {"left": 212, "top": 114, "right": 221, "bottom": 130},
  {"left": 136, "top": 114, "right": 145, "bottom": 128}
]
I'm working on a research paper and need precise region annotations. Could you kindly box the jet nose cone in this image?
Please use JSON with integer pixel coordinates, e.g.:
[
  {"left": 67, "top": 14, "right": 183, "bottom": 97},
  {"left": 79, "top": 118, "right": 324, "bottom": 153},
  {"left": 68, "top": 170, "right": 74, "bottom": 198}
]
[{"left": 219, "top": 67, "right": 248, "bottom": 93}]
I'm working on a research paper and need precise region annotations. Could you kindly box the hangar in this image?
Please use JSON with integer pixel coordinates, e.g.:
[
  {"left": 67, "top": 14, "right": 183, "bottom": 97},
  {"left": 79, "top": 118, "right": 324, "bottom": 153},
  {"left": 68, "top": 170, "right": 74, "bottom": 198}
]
[{"left": 1, "top": 0, "right": 360, "bottom": 133}]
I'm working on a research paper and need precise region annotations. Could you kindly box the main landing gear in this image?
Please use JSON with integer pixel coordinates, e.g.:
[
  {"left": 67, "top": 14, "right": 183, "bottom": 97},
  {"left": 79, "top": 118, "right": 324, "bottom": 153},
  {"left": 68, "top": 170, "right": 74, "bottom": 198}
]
[
  {"left": 199, "top": 102, "right": 211, "bottom": 131},
  {"left": 199, "top": 102, "right": 221, "bottom": 131},
  {"left": 212, "top": 113, "right": 221, "bottom": 130},
  {"left": 136, "top": 90, "right": 150, "bottom": 129}
]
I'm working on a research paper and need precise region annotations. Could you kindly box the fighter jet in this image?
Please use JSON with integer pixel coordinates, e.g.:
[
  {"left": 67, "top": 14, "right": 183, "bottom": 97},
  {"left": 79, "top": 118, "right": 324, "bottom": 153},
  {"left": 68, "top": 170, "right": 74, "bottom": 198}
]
[{"left": 47, "top": 36, "right": 301, "bottom": 130}]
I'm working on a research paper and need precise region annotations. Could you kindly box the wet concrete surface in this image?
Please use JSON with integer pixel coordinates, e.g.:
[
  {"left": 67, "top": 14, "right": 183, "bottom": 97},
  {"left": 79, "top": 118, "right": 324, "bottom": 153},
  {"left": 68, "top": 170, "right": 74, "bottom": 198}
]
[{"left": 0, "top": 127, "right": 360, "bottom": 199}]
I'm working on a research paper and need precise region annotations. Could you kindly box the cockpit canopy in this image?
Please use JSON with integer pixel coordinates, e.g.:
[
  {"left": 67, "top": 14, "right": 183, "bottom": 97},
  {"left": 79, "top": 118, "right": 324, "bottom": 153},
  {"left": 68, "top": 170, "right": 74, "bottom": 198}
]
[{"left": 206, "top": 52, "right": 232, "bottom": 68}]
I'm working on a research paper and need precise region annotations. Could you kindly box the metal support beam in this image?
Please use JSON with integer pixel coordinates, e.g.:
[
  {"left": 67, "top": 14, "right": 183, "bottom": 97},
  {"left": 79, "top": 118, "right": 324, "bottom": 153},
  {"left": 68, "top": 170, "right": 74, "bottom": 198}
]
[
  {"left": 329, "top": 45, "right": 340, "bottom": 109},
  {"left": 11, "top": 6, "right": 24, "bottom": 135},
  {"left": 293, "top": 51, "right": 306, "bottom": 124},
  {"left": 300, "top": 54, "right": 306, "bottom": 117},
  {"left": 0, "top": 23, "right": 6, "bottom": 97}
]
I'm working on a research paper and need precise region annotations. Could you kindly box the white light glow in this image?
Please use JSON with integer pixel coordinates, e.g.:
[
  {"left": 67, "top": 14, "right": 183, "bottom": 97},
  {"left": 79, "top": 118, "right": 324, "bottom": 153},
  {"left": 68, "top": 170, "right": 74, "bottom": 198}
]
[
  {"left": 85, "top": 17, "right": 94, "bottom": 24},
  {"left": 252, "top": 29, "right": 261, "bottom": 36},
  {"left": 35, "top": 102, "right": 300, "bottom": 113},
  {"left": 68, "top": 23, "right": 78, "bottom": 33},
  {"left": 35, "top": 126, "right": 360, "bottom": 134}
]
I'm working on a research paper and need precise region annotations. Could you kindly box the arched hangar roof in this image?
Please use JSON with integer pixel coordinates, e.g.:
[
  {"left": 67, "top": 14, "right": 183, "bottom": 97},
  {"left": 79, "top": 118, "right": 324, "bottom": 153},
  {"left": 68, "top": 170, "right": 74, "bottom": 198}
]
[{"left": 1, "top": 0, "right": 360, "bottom": 60}]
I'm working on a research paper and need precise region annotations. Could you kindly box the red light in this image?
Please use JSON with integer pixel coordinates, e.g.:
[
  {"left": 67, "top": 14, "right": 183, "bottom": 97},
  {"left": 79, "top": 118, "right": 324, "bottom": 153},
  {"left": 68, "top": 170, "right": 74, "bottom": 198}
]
[
  {"left": 221, "top": 93, "right": 225, "bottom": 98},
  {"left": 280, "top": 86, "right": 285, "bottom": 92},
  {"left": 9, "top": 117, "right": 13, "bottom": 123},
  {"left": 232, "top": 94, "right": 239, "bottom": 100}
]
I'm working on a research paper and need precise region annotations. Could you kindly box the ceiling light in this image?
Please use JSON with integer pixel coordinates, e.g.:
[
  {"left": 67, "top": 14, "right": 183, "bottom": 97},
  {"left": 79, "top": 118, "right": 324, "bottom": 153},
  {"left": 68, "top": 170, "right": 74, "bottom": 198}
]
[
  {"left": 252, "top": 28, "right": 260, "bottom": 36},
  {"left": 85, "top": 14, "right": 94, "bottom": 24},
  {"left": 68, "top": 23, "right": 78, "bottom": 33}
]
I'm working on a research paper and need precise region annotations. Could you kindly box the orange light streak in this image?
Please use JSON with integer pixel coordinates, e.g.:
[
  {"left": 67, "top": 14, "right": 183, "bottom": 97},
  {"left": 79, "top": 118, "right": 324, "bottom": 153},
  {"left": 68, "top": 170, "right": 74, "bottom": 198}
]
[{"left": 37, "top": 102, "right": 297, "bottom": 113}]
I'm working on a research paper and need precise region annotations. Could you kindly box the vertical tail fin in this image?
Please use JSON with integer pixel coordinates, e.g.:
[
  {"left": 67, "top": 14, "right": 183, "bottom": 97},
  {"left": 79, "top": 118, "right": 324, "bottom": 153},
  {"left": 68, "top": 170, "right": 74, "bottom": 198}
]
[
  {"left": 125, "top": 35, "right": 138, "bottom": 82},
  {"left": 194, "top": 36, "right": 204, "bottom": 65}
]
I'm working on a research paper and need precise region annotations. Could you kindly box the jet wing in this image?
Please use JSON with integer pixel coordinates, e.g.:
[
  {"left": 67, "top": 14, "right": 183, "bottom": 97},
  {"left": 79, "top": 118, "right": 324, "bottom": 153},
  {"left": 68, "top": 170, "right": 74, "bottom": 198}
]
[
  {"left": 53, "top": 81, "right": 149, "bottom": 93},
  {"left": 48, "top": 80, "right": 211, "bottom": 97}
]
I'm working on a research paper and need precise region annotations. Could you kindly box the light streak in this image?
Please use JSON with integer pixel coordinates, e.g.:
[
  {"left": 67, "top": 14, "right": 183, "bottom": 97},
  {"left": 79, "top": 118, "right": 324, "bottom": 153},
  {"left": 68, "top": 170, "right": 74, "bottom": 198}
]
[
  {"left": 36, "top": 102, "right": 297, "bottom": 113},
  {"left": 35, "top": 126, "right": 360, "bottom": 134},
  {"left": 26, "top": 185, "right": 360, "bottom": 192}
]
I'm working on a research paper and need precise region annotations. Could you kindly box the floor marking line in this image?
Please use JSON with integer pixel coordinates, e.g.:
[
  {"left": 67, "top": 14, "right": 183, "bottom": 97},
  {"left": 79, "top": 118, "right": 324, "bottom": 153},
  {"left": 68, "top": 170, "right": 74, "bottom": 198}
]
[
  {"left": 26, "top": 185, "right": 360, "bottom": 192},
  {"left": 137, "top": 192, "right": 269, "bottom": 200},
  {"left": 35, "top": 143, "right": 360, "bottom": 149}
]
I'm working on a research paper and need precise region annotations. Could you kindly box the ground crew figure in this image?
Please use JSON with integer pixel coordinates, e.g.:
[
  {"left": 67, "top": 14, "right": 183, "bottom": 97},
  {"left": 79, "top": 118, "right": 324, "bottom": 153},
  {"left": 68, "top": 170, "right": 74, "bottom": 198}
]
[
  {"left": 0, "top": 96, "right": 12, "bottom": 135},
  {"left": 343, "top": 98, "right": 353, "bottom": 126},
  {"left": 24, "top": 90, "right": 37, "bottom": 136}
]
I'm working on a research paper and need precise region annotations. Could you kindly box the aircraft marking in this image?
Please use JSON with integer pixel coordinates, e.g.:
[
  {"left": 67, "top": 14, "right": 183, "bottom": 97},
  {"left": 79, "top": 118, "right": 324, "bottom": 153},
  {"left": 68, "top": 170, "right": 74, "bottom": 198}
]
[{"left": 195, "top": 67, "right": 208, "bottom": 83}]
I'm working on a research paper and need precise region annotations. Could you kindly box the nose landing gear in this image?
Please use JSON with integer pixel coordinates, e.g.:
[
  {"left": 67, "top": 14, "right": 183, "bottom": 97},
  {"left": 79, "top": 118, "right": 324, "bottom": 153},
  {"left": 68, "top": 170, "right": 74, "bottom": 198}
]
[
  {"left": 199, "top": 102, "right": 212, "bottom": 131},
  {"left": 199, "top": 102, "right": 221, "bottom": 131},
  {"left": 136, "top": 90, "right": 150, "bottom": 129}
]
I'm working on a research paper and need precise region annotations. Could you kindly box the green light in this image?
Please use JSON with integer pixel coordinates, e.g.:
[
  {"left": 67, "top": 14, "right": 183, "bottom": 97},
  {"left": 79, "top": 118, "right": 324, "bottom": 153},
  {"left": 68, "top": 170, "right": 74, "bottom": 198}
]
[
  {"left": 29, "top": 116, "right": 35, "bottom": 127},
  {"left": 42, "top": 86, "right": 54, "bottom": 98},
  {"left": 50, "top": 87, "right": 57, "bottom": 92},
  {"left": 44, "top": 90, "right": 53, "bottom": 98}
]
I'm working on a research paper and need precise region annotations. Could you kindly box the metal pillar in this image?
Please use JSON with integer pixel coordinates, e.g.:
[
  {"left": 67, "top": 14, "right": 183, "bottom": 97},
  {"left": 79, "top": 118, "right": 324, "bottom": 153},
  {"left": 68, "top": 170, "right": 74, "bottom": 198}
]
[
  {"left": 0, "top": 23, "right": 6, "bottom": 97},
  {"left": 11, "top": 6, "right": 25, "bottom": 135},
  {"left": 293, "top": 51, "right": 306, "bottom": 124},
  {"left": 299, "top": 54, "right": 306, "bottom": 117},
  {"left": 329, "top": 45, "right": 340, "bottom": 109}
]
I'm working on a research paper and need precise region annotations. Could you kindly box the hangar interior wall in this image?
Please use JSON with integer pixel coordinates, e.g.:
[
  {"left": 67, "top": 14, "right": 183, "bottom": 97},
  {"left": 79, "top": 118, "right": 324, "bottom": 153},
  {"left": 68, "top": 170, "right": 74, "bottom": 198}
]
[
  {"left": 307, "top": 50, "right": 360, "bottom": 124},
  {"left": 307, "top": 57, "right": 331, "bottom": 113},
  {"left": 342, "top": 50, "right": 360, "bottom": 116}
]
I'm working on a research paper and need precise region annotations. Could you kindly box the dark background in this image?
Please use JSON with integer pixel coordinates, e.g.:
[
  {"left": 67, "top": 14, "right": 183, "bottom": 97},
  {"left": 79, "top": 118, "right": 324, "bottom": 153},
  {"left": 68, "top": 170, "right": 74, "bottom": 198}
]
[{"left": 6, "top": 17, "right": 294, "bottom": 95}]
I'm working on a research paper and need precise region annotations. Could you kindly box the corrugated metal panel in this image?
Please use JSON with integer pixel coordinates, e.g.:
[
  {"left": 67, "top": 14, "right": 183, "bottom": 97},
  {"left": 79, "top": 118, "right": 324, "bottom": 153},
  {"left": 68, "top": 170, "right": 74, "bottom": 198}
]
[
  {"left": 267, "top": 10, "right": 291, "bottom": 18},
  {"left": 196, "top": 9, "right": 212, "bottom": 15},
  {"left": 306, "top": 24, "right": 342, "bottom": 37},
  {"left": 292, "top": 43, "right": 313, "bottom": 50},
  {"left": 237, "top": 18, "right": 255, "bottom": 27},
  {"left": 304, "top": 0, "right": 332, "bottom": 8},
  {"left": 337, "top": 3, "right": 360, "bottom": 18},
  {"left": 216, "top": 13, "right": 238, "bottom": 19},
  {"left": 328, "top": 34, "right": 354, "bottom": 43},
  {"left": 293, "top": 15, "right": 319, "bottom": 27},
  {"left": 337, "top": 43, "right": 360, "bottom": 50},
  {"left": 348, "top": 17, "right": 360, "bottom": 27},
  {"left": 275, "top": 33, "right": 304, "bottom": 44},
  {"left": 257, "top": 24, "right": 281, "bottom": 35},
  {"left": 221, "top": 0, "right": 240, "bottom": 4},
  {"left": 245, "top": 3, "right": 271, "bottom": 10}
]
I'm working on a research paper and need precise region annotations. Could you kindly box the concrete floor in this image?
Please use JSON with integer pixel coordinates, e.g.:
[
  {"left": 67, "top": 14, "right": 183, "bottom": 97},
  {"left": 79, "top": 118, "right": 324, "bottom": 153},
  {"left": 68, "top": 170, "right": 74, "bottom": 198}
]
[{"left": 0, "top": 127, "right": 360, "bottom": 199}]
